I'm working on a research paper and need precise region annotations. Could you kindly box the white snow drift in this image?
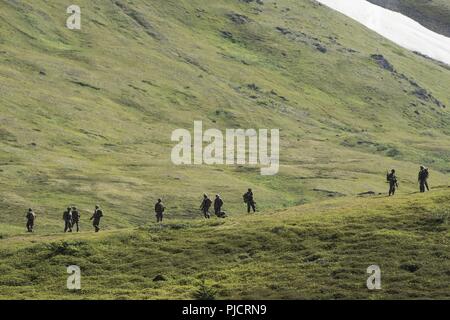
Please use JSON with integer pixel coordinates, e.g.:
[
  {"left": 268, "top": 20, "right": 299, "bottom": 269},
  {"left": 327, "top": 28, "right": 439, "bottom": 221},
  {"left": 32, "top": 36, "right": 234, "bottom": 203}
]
[{"left": 316, "top": 0, "right": 450, "bottom": 65}]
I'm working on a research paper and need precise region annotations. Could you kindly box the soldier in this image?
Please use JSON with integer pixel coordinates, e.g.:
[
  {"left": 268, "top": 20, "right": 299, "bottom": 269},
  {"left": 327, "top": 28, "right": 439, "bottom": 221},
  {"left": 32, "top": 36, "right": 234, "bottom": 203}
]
[
  {"left": 418, "top": 166, "right": 430, "bottom": 192},
  {"left": 63, "top": 207, "right": 73, "bottom": 232},
  {"left": 155, "top": 198, "right": 165, "bottom": 223},
  {"left": 26, "top": 208, "right": 36, "bottom": 232},
  {"left": 214, "top": 194, "right": 225, "bottom": 218},
  {"left": 71, "top": 206, "right": 80, "bottom": 232},
  {"left": 90, "top": 205, "right": 103, "bottom": 232},
  {"left": 243, "top": 188, "right": 256, "bottom": 213},
  {"left": 200, "top": 194, "right": 212, "bottom": 219},
  {"left": 386, "top": 169, "right": 399, "bottom": 196}
]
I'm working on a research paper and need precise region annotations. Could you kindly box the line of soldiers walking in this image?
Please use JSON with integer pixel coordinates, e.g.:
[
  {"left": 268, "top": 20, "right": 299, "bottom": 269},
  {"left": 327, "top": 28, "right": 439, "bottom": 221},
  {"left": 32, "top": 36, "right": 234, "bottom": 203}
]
[
  {"left": 25, "top": 166, "right": 432, "bottom": 232},
  {"left": 418, "top": 166, "right": 430, "bottom": 193},
  {"left": 25, "top": 205, "right": 103, "bottom": 233},
  {"left": 154, "top": 188, "right": 257, "bottom": 222},
  {"left": 26, "top": 188, "right": 256, "bottom": 232},
  {"left": 386, "top": 165, "right": 430, "bottom": 196}
]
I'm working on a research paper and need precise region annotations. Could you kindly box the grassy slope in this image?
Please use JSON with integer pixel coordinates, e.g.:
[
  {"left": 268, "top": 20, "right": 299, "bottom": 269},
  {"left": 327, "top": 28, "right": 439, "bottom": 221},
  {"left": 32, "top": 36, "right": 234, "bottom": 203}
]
[
  {"left": 0, "top": 187, "right": 448, "bottom": 299},
  {"left": 0, "top": 0, "right": 449, "bottom": 299},
  {"left": 367, "top": 0, "right": 450, "bottom": 37},
  {"left": 0, "top": 0, "right": 449, "bottom": 235}
]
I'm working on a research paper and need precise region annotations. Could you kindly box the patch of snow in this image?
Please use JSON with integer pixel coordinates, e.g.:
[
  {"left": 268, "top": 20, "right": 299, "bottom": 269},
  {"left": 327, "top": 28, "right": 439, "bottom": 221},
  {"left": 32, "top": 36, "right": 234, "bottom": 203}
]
[{"left": 316, "top": 0, "right": 450, "bottom": 65}]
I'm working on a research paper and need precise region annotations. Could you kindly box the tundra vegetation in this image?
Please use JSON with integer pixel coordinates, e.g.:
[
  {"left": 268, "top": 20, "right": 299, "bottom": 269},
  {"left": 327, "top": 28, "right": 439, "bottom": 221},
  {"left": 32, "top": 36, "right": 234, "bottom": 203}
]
[{"left": 0, "top": 0, "right": 448, "bottom": 299}]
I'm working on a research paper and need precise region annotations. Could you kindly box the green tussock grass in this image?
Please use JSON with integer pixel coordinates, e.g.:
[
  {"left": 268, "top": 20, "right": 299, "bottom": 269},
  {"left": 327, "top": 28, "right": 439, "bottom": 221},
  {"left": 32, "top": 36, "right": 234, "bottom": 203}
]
[
  {"left": 0, "top": 0, "right": 449, "bottom": 299},
  {"left": 0, "top": 0, "right": 449, "bottom": 234},
  {"left": 0, "top": 187, "right": 448, "bottom": 299}
]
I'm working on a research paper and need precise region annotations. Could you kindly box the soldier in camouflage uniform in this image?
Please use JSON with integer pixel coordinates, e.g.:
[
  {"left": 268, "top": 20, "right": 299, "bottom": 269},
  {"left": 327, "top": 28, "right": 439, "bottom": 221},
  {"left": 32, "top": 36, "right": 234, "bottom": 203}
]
[
  {"left": 90, "top": 205, "right": 103, "bottom": 232},
  {"left": 71, "top": 206, "right": 80, "bottom": 232},
  {"left": 387, "top": 169, "right": 399, "bottom": 196},
  {"left": 200, "top": 194, "right": 212, "bottom": 219},
  {"left": 155, "top": 199, "right": 165, "bottom": 223},
  {"left": 26, "top": 208, "right": 36, "bottom": 232}
]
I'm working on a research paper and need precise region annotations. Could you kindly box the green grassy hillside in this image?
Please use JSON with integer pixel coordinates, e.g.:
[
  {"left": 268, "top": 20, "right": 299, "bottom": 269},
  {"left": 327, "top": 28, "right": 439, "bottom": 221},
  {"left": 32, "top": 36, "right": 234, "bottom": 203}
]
[
  {"left": 0, "top": 0, "right": 449, "bottom": 300},
  {"left": 367, "top": 0, "right": 450, "bottom": 37},
  {"left": 1, "top": 188, "right": 448, "bottom": 299},
  {"left": 0, "top": 0, "right": 449, "bottom": 235}
]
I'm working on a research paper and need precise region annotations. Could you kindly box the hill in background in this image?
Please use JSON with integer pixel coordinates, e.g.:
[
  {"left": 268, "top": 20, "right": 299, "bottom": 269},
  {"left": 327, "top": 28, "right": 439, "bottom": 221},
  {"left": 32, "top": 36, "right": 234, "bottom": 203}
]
[
  {"left": 0, "top": 0, "right": 449, "bottom": 300},
  {"left": 0, "top": 0, "right": 449, "bottom": 235}
]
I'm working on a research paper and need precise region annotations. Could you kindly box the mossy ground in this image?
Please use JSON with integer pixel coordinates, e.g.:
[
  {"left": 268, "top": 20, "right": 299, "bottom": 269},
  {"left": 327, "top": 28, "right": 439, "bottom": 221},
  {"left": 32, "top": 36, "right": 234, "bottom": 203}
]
[
  {"left": 1, "top": 188, "right": 448, "bottom": 299},
  {"left": 0, "top": 0, "right": 449, "bottom": 299},
  {"left": 1, "top": 0, "right": 449, "bottom": 233}
]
